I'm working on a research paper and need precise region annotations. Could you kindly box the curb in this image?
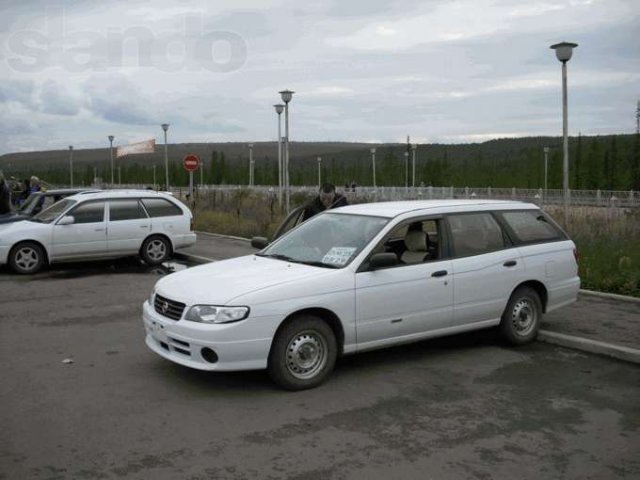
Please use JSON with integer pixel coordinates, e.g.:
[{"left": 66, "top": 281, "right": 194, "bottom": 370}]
[
  {"left": 579, "top": 289, "right": 640, "bottom": 304},
  {"left": 173, "top": 252, "right": 215, "bottom": 265},
  {"left": 538, "top": 330, "right": 640, "bottom": 365},
  {"left": 195, "top": 231, "right": 251, "bottom": 242}
]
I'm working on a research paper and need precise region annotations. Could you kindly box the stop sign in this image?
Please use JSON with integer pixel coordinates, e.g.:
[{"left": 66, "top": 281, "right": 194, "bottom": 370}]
[{"left": 183, "top": 154, "right": 200, "bottom": 172}]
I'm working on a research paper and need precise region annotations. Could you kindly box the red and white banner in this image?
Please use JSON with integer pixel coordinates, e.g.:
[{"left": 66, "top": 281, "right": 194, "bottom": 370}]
[{"left": 116, "top": 139, "right": 156, "bottom": 158}]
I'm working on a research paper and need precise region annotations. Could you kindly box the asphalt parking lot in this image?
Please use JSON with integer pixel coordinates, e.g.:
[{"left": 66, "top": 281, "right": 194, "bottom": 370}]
[{"left": 1, "top": 258, "right": 639, "bottom": 480}]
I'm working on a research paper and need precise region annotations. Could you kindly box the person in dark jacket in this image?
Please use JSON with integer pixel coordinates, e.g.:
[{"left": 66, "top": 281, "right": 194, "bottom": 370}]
[
  {"left": 0, "top": 172, "right": 12, "bottom": 214},
  {"left": 302, "top": 183, "right": 348, "bottom": 221}
]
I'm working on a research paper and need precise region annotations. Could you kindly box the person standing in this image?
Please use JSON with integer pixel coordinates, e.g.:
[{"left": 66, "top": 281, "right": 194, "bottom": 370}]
[
  {"left": 302, "top": 183, "right": 348, "bottom": 221},
  {"left": 0, "top": 172, "right": 12, "bottom": 214}
]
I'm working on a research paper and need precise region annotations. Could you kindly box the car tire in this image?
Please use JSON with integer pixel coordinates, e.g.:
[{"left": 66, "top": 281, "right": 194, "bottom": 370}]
[
  {"left": 268, "top": 316, "right": 337, "bottom": 391},
  {"left": 141, "top": 236, "right": 171, "bottom": 266},
  {"left": 9, "top": 241, "right": 45, "bottom": 274},
  {"left": 499, "top": 286, "right": 542, "bottom": 345}
]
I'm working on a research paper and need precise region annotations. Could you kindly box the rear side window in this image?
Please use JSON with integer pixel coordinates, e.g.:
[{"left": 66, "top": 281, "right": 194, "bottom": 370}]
[
  {"left": 141, "top": 198, "right": 182, "bottom": 217},
  {"left": 448, "top": 213, "right": 505, "bottom": 257},
  {"left": 500, "top": 210, "right": 563, "bottom": 243},
  {"left": 110, "top": 199, "right": 148, "bottom": 221}
]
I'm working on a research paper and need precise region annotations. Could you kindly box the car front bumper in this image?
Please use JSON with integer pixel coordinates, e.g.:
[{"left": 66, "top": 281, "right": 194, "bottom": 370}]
[{"left": 142, "top": 300, "right": 274, "bottom": 371}]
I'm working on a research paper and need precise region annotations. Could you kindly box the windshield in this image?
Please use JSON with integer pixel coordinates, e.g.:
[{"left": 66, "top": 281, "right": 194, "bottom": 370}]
[
  {"left": 31, "top": 199, "right": 76, "bottom": 224},
  {"left": 258, "top": 212, "right": 389, "bottom": 268}
]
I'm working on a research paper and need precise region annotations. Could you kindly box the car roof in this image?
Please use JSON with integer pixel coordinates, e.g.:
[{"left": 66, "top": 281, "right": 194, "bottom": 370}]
[
  {"left": 32, "top": 188, "right": 97, "bottom": 195},
  {"left": 64, "top": 189, "right": 174, "bottom": 201},
  {"left": 330, "top": 199, "right": 538, "bottom": 218}
]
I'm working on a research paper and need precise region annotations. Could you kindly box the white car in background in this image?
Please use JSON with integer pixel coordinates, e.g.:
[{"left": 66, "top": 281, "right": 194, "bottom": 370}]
[
  {"left": 0, "top": 190, "right": 196, "bottom": 274},
  {"left": 143, "top": 200, "right": 580, "bottom": 390}
]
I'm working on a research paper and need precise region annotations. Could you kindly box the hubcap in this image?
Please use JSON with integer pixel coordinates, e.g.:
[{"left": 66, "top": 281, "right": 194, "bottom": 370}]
[
  {"left": 285, "top": 331, "right": 327, "bottom": 380},
  {"left": 147, "top": 240, "right": 167, "bottom": 261},
  {"left": 15, "top": 247, "right": 39, "bottom": 271},
  {"left": 511, "top": 299, "right": 537, "bottom": 336}
]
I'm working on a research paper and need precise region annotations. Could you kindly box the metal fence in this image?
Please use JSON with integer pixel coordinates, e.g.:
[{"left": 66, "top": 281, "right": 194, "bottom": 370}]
[{"left": 103, "top": 183, "right": 639, "bottom": 208}]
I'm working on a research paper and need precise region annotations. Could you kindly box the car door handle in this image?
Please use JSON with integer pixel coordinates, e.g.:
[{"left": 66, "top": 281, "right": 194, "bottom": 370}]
[
  {"left": 503, "top": 260, "right": 517, "bottom": 267},
  {"left": 432, "top": 270, "right": 448, "bottom": 277},
  {"left": 95, "top": 228, "right": 105, "bottom": 232},
  {"left": 140, "top": 225, "right": 149, "bottom": 229}
]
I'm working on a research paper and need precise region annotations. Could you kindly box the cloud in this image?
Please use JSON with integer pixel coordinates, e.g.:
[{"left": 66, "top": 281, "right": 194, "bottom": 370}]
[{"left": 39, "top": 81, "right": 82, "bottom": 116}]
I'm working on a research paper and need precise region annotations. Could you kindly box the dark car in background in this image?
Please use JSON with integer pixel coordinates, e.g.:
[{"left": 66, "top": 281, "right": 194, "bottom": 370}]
[{"left": 0, "top": 189, "right": 97, "bottom": 225}]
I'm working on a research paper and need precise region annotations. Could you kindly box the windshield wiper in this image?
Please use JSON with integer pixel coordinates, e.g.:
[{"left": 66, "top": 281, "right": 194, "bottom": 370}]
[
  {"left": 296, "top": 260, "right": 340, "bottom": 269},
  {"left": 255, "top": 253, "right": 297, "bottom": 262}
]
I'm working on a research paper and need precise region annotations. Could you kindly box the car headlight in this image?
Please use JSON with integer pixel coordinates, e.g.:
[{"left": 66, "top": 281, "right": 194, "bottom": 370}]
[
  {"left": 148, "top": 289, "right": 156, "bottom": 305},
  {"left": 184, "top": 305, "right": 250, "bottom": 324}
]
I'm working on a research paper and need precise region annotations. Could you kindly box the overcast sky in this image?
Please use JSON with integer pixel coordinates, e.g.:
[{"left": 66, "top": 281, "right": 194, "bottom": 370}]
[{"left": 0, "top": 0, "right": 638, "bottom": 154}]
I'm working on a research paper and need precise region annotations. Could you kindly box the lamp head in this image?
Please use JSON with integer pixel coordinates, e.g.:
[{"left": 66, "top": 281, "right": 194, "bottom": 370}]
[
  {"left": 550, "top": 42, "right": 578, "bottom": 63},
  {"left": 108, "top": 135, "right": 114, "bottom": 142},
  {"left": 370, "top": 147, "right": 376, "bottom": 154},
  {"left": 279, "top": 90, "right": 294, "bottom": 103},
  {"left": 274, "top": 104, "right": 284, "bottom": 115},
  {"left": 161, "top": 123, "right": 169, "bottom": 131}
]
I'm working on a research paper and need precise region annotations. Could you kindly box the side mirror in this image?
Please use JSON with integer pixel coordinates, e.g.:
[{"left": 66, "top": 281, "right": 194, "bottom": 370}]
[
  {"left": 369, "top": 252, "right": 398, "bottom": 270},
  {"left": 251, "top": 236, "right": 269, "bottom": 249},
  {"left": 57, "top": 215, "right": 75, "bottom": 226}
]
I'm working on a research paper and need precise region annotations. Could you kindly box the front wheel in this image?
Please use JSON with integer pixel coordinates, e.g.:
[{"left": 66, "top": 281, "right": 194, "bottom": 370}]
[
  {"left": 500, "top": 286, "right": 542, "bottom": 345},
  {"left": 141, "top": 236, "right": 171, "bottom": 266},
  {"left": 268, "top": 316, "right": 337, "bottom": 390},
  {"left": 9, "top": 241, "right": 45, "bottom": 274}
]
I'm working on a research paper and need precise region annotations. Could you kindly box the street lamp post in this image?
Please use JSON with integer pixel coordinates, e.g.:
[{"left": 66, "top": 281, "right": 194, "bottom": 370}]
[
  {"left": 317, "top": 156, "right": 322, "bottom": 188},
  {"left": 118, "top": 166, "right": 121, "bottom": 185},
  {"left": 279, "top": 90, "right": 294, "bottom": 213},
  {"left": 108, "top": 135, "right": 114, "bottom": 187},
  {"left": 248, "top": 143, "right": 254, "bottom": 186},
  {"left": 550, "top": 41, "right": 578, "bottom": 213},
  {"left": 543, "top": 146, "right": 550, "bottom": 206},
  {"left": 370, "top": 147, "right": 377, "bottom": 188},
  {"left": 274, "top": 104, "right": 284, "bottom": 208},
  {"left": 404, "top": 151, "right": 409, "bottom": 190},
  {"left": 153, "top": 165, "right": 157, "bottom": 189},
  {"left": 161, "top": 123, "right": 170, "bottom": 191},
  {"left": 68, "top": 145, "right": 74, "bottom": 187},
  {"left": 411, "top": 143, "right": 417, "bottom": 188}
]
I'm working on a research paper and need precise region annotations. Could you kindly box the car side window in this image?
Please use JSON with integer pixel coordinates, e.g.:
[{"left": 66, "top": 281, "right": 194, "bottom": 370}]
[
  {"left": 68, "top": 201, "right": 105, "bottom": 224},
  {"left": 447, "top": 213, "right": 505, "bottom": 257},
  {"left": 141, "top": 198, "right": 182, "bottom": 217},
  {"left": 110, "top": 199, "right": 148, "bottom": 221},
  {"left": 365, "top": 218, "right": 443, "bottom": 269},
  {"left": 499, "top": 210, "right": 563, "bottom": 243}
]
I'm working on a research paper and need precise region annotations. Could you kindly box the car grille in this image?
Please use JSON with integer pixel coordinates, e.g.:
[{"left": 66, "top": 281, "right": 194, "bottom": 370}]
[{"left": 154, "top": 294, "right": 186, "bottom": 320}]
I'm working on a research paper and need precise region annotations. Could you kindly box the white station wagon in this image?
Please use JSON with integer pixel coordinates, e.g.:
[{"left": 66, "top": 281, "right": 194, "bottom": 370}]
[
  {"left": 0, "top": 190, "right": 196, "bottom": 274},
  {"left": 143, "top": 200, "right": 580, "bottom": 390}
]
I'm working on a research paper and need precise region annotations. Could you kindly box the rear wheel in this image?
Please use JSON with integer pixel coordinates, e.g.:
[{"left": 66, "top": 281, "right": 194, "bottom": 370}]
[
  {"left": 500, "top": 286, "right": 542, "bottom": 345},
  {"left": 268, "top": 316, "right": 337, "bottom": 390},
  {"left": 141, "top": 236, "right": 171, "bottom": 266},
  {"left": 9, "top": 241, "right": 45, "bottom": 274}
]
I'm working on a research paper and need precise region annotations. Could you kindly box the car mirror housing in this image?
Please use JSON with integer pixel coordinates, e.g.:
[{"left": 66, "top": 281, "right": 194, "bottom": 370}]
[
  {"left": 57, "top": 215, "right": 75, "bottom": 226},
  {"left": 369, "top": 252, "right": 398, "bottom": 270},
  {"left": 251, "top": 236, "right": 269, "bottom": 249}
]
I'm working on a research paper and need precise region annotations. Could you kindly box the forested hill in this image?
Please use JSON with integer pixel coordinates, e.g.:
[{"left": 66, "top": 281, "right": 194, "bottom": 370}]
[{"left": 1, "top": 134, "right": 638, "bottom": 190}]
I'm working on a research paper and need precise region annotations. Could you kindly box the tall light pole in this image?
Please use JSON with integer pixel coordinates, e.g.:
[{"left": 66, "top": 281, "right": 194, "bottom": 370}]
[
  {"left": 153, "top": 165, "right": 157, "bottom": 189},
  {"left": 118, "top": 166, "right": 121, "bottom": 185},
  {"left": 274, "top": 104, "right": 284, "bottom": 208},
  {"left": 543, "top": 146, "right": 549, "bottom": 205},
  {"left": 108, "top": 135, "right": 114, "bottom": 187},
  {"left": 317, "top": 156, "right": 322, "bottom": 188},
  {"left": 161, "top": 123, "right": 170, "bottom": 191},
  {"left": 370, "top": 147, "right": 377, "bottom": 188},
  {"left": 550, "top": 41, "right": 578, "bottom": 212},
  {"left": 68, "top": 145, "right": 74, "bottom": 187},
  {"left": 279, "top": 89, "right": 294, "bottom": 213},
  {"left": 248, "top": 143, "right": 254, "bottom": 186},
  {"left": 404, "top": 151, "right": 409, "bottom": 190},
  {"left": 411, "top": 143, "right": 417, "bottom": 188}
]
